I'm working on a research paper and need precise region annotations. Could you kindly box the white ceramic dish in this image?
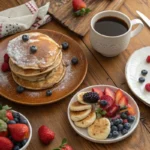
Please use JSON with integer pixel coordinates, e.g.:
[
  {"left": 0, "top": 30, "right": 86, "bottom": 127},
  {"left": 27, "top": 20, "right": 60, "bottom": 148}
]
[
  {"left": 12, "top": 110, "right": 32, "bottom": 150},
  {"left": 125, "top": 47, "right": 150, "bottom": 106},
  {"left": 67, "top": 85, "right": 140, "bottom": 144}
]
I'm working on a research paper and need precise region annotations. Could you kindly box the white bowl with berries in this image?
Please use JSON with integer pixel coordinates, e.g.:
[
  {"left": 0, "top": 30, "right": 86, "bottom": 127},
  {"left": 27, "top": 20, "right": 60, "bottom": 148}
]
[
  {"left": 0, "top": 105, "right": 32, "bottom": 150},
  {"left": 68, "top": 85, "right": 140, "bottom": 143}
]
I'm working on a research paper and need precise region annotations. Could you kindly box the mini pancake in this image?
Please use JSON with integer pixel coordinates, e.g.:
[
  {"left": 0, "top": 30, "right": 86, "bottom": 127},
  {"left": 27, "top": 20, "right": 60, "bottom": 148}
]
[
  {"left": 88, "top": 118, "right": 110, "bottom": 140},
  {"left": 70, "top": 109, "right": 91, "bottom": 122},
  {"left": 12, "top": 63, "right": 66, "bottom": 90},
  {"left": 7, "top": 32, "right": 61, "bottom": 69},
  {"left": 74, "top": 111, "right": 96, "bottom": 128},
  {"left": 70, "top": 101, "right": 92, "bottom": 111},
  {"left": 9, "top": 51, "right": 62, "bottom": 78}
]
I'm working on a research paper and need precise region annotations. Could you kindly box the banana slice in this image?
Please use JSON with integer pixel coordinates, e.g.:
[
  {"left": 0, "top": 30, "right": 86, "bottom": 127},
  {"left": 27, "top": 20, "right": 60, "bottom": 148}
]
[
  {"left": 70, "top": 109, "right": 91, "bottom": 122},
  {"left": 77, "top": 92, "right": 88, "bottom": 104},
  {"left": 74, "top": 111, "right": 96, "bottom": 128},
  {"left": 70, "top": 101, "right": 92, "bottom": 111},
  {"left": 88, "top": 118, "right": 110, "bottom": 140}
]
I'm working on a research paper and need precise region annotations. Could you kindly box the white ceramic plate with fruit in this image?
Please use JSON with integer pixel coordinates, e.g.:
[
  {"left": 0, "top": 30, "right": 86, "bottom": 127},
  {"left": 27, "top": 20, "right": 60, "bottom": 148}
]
[
  {"left": 67, "top": 85, "right": 140, "bottom": 144},
  {"left": 126, "top": 47, "right": 150, "bottom": 106},
  {"left": 0, "top": 105, "right": 32, "bottom": 150}
]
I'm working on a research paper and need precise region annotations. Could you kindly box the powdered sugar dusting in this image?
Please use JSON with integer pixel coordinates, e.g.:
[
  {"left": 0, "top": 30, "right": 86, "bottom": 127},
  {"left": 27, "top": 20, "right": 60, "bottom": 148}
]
[
  {"left": 26, "top": 91, "right": 40, "bottom": 98},
  {"left": 28, "top": 39, "right": 39, "bottom": 43}
]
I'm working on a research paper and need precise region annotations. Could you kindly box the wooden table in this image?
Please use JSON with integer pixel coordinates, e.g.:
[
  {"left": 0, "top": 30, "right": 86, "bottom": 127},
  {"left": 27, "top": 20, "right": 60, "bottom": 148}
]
[{"left": 0, "top": 0, "right": 150, "bottom": 150}]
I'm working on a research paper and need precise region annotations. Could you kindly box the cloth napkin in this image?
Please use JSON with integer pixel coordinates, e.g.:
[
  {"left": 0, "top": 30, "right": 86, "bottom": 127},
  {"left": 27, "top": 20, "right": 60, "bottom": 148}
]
[{"left": 0, "top": 0, "right": 51, "bottom": 38}]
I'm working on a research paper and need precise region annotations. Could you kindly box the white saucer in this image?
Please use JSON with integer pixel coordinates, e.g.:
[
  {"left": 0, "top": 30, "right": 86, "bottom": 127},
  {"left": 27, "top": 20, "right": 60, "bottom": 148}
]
[
  {"left": 125, "top": 47, "right": 150, "bottom": 106},
  {"left": 67, "top": 85, "right": 140, "bottom": 144}
]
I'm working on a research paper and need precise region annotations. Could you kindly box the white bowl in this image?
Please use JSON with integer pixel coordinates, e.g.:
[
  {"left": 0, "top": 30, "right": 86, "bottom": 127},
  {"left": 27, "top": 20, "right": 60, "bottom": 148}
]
[
  {"left": 67, "top": 85, "right": 140, "bottom": 144},
  {"left": 12, "top": 110, "right": 32, "bottom": 150}
]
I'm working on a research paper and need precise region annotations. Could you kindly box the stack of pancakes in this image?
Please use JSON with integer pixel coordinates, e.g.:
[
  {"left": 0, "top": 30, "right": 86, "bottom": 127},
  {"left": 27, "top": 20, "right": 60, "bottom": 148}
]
[{"left": 7, "top": 32, "right": 66, "bottom": 90}]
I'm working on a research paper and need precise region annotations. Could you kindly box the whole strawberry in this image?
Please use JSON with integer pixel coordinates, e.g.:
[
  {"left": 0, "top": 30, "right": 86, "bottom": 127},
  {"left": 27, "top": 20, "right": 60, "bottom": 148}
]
[
  {"left": 4, "top": 54, "right": 9, "bottom": 63},
  {"left": 72, "top": 0, "right": 90, "bottom": 16},
  {"left": 38, "top": 125, "right": 55, "bottom": 145},
  {"left": 8, "top": 124, "right": 29, "bottom": 142},
  {"left": 62, "top": 144, "right": 73, "bottom": 150},
  {"left": 6, "top": 110, "right": 14, "bottom": 120},
  {"left": 1, "top": 62, "right": 10, "bottom": 72},
  {"left": 0, "top": 137, "right": 13, "bottom": 150}
]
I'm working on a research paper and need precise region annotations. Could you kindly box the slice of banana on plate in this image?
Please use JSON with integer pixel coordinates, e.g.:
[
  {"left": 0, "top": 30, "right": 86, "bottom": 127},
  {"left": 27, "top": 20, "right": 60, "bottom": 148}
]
[
  {"left": 77, "top": 92, "right": 89, "bottom": 104},
  {"left": 88, "top": 118, "right": 110, "bottom": 140}
]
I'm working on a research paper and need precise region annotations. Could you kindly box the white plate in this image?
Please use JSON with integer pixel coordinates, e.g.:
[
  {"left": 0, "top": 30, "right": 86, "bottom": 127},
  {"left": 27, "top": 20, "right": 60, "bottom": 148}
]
[
  {"left": 67, "top": 85, "right": 140, "bottom": 144},
  {"left": 125, "top": 47, "right": 150, "bottom": 106}
]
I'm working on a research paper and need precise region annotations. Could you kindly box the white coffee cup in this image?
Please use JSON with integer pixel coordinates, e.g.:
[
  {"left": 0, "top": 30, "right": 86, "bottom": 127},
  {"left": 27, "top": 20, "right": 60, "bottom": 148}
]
[{"left": 90, "top": 10, "right": 144, "bottom": 57}]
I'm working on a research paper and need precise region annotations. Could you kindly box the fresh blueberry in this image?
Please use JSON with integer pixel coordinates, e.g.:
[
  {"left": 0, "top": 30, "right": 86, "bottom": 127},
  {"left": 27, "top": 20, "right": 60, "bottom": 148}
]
[
  {"left": 108, "top": 133, "right": 113, "bottom": 138},
  {"left": 121, "top": 112, "right": 128, "bottom": 119},
  {"left": 46, "top": 90, "right": 52, "bottom": 96},
  {"left": 112, "top": 131, "right": 119, "bottom": 138},
  {"left": 100, "top": 100, "right": 108, "bottom": 107},
  {"left": 12, "top": 112, "right": 20, "bottom": 119},
  {"left": 127, "top": 116, "right": 135, "bottom": 123},
  {"left": 62, "top": 42, "right": 69, "bottom": 50},
  {"left": 114, "top": 119, "right": 120, "bottom": 126},
  {"left": 141, "top": 70, "right": 148, "bottom": 76},
  {"left": 22, "top": 35, "right": 29, "bottom": 42},
  {"left": 139, "top": 77, "right": 145, "bottom": 83},
  {"left": 7, "top": 120, "right": 16, "bottom": 124},
  {"left": 118, "top": 124, "right": 124, "bottom": 131},
  {"left": 30, "top": 46, "right": 37, "bottom": 53},
  {"left": 122, "top": 129, "right": 128, "bottom": 135},
  {"left": 21, "top": 139, "right": 28, "bottom": 146},
  {"left": 14, "top": 118, "right": 19, "bottom": 123},
  {"left": 119, "top": 119, "right": 123, "bottom": 124},
  {"left": 16, "top": 85, "right": 24, "bottom": 93},
  {"left": 124, "top": 123, "right": 131, "bottom": 130},
  {"left": 20, "top": 118, "right": 28, "bottom": 125},
  {"left": 16, "top": 142, "right": 22, "bottom": 148},
  {"left": 71, "top": 57, "right": 78, "bottom": 65},
  {"left": 111, "top": 125, "right": 118, "bottom": 131},
  {"left": 13, "top": 145, "right": 20, "bottom": 150}
]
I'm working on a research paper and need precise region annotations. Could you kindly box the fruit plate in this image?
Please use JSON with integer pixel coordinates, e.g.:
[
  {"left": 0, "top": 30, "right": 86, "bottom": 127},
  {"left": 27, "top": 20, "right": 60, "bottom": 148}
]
[
  {"left": 0, "top": 29, "right": 88, "bottom": 105},
  {"left": 125, "top": 47, "right": 150, "bottom": 106},
  {"left": 67, "top": 85, "right": 140, "bottom": 144}
]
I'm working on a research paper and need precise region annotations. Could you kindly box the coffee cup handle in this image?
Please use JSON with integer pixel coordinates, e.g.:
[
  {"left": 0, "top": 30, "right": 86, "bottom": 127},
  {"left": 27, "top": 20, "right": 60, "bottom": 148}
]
[{"left": 131, "top": 19, "right": 144, "bottom": 38}]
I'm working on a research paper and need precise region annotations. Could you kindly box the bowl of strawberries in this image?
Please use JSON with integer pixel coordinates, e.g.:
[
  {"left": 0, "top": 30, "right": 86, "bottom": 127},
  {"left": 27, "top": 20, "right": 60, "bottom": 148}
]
[
  {"left": 68, "top": 85, "right": 140, "bottom": 143},
  {"left": 0, "top": 105, "right": 32, "bottom": 150}
]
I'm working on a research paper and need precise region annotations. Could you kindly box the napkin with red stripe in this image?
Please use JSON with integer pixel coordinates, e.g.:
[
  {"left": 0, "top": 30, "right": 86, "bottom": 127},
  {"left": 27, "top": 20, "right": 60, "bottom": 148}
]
[{"left": 0, "top": 0, "right": 51, "bottom": 38}]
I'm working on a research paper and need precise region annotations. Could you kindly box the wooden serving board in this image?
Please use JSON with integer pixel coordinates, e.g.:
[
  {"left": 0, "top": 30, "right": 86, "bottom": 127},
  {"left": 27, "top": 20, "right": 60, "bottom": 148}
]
[{"left": 17, "top": 0, "right": 125, "bottom": 36}]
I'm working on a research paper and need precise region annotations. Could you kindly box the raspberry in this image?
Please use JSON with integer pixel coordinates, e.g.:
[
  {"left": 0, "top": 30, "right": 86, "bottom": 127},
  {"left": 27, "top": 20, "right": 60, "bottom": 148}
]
[
  {"left": 145, "top": 83, "right": 150, "bottom": 92},
  {"left": 83, "top": 92, "right": 99, "bottom": 103},
  {"left": 1, "top": 62, "right": 10, "bottom": 72},
  {"left": 4, "top": 54, "right": 9, "bottom": 63},
  {"left": 146, "top": 56, "right": 150, "bottom": 63}
]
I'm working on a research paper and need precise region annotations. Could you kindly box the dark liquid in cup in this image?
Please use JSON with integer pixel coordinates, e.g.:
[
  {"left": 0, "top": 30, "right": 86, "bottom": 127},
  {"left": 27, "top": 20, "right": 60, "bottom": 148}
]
[{"left": 94, "top": 16, "right": 129, "bottom": 36}]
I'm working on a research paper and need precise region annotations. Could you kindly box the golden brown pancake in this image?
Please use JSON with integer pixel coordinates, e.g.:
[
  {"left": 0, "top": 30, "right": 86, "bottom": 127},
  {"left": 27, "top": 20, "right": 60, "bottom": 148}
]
[
  {"left": 7, "top": 32, "right": 61, "bottom": 69},
  {"left": 12, "top": 63, "right": 66, "bottom": 90}
]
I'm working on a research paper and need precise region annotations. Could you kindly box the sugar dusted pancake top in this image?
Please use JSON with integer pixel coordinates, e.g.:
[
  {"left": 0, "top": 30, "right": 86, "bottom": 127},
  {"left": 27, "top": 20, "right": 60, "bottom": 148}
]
[{"left": 7, "top": 32, "right": 61, "bottom": 69}]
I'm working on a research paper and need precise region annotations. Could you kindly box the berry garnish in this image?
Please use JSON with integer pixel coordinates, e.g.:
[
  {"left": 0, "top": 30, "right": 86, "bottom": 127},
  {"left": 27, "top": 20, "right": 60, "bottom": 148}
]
[
  {"left": 83, "top": 92, "right": 99, "bottom": 103},
  {"left": 7, "top": 120, "right": 16, "bottom": 124},
  {"left": 112, "top": 131, "right": 119, "bottom": 138},
  {"left": 139, "top": 77, "right": 145, "bottom": 83},
  {"left": 0, "top": 137, "right": 14, "bottom": 150},
  {"left": 4, "top": 54, "right": 9, "bottom": 63},
  {"left": 62, "top": 42, "right": 69, "bottom": 50},
  {"left": 127, "top": 116, "right": 135, "bottom": 123},
  {"left": 111, "top": 125, "right": 118, "bottom": 131},
  {"left": 121, "top": 129, "right": 128, "bottom": 135},
  {"left": 145, "top": 83, "right": 150, "bottom": 92},
  {"left": 141, "top": 70, "right": 148, "bottom": 76},
  {"left": 92, "top": 87, "right": 104, "bottom": 98},
  {"left": 108, "top": 133, "right": 112, "bottom": 138},
  {"left": 120, "top": 112, "right": 128, "bottom": 119},
  {"left": 71, "top": 57, "right": 78, "bottom": 65},
  {"left": 16, "top": 85, "right": 25, "bottom": 93},
  {"left": 124, "top": 123, "right": 131, "bottom": 130},
  {"left": 146, "top": 55, "right": 150, "bottom": 63},
  {"left": 118, "top": 124, "right": 123, "bottom": 131},
  {"left": 104, "top": 88, "right": 115, "bottom": 100},
  {"left": 22, "top": 35, "right": 29, "bottom": 42},
  {"left": 30, "top": 46, "right": 37, "bottom": 53},
  {"left": 1, "top": 62, "right": 10, "bottom": 72},
  {"left": 100, "top": 100, "right": 108, "bottom": 107},
  {"left": 46, "top": 90, "right": 52, "bottom": 96},
  {"left": 113, "top": 119, "right": 120, "bottom": 126}
]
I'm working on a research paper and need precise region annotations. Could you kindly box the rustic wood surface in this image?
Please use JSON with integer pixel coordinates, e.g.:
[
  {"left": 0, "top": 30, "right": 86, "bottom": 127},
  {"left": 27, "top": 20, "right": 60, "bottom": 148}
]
[
  {"left": 17, "top": 0, "right": 125, "bottom": 36},
  {"left": 0, "top": 0, "right": 150, "bottom": 150}
]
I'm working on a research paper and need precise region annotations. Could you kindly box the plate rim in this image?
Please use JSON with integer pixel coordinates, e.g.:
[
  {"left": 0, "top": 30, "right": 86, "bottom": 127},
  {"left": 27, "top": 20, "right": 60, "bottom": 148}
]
[
  {"left": 0, "top": 29, "right": 88, "bottom": 105},
  {"left": 67, "top": 85, "right": 140, "bottom": 144}
]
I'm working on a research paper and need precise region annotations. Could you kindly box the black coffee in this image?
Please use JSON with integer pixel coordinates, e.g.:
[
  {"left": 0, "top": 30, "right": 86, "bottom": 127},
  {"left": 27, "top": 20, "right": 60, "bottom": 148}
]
[{"left": 94, "top": 16, "right": 128, "bottom": 36}]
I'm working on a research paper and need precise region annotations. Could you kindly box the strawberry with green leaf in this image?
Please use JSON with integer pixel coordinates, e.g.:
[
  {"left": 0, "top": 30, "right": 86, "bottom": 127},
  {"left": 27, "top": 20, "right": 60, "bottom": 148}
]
[
  {"left": 53, "top": 138, "right": 73, "bottom": 150},
  {"left": 72, "top": 0, "right": 90, "bottom": 17},
  {"left": 0, "top": 119, "right": 8, "bottom": 137}
]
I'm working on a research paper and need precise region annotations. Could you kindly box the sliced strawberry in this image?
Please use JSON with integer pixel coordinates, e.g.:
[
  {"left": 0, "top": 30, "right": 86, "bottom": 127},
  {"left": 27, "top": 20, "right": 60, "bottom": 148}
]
[
  {"left": 118, "top": 96, "right": 128, "bottom": 108},
  {"left": 111, "top": 114, "right": 121, "bottom": 120},
  {"left": 6, "top": 111, "right": 14, "bottom": 120},
  {"left": 115, "top": 89, "right": 123, "bottom": 104},
  {"left": 100, "top": 95, "right": 114, "bottom": 110},
  {"left": 92, "top": 87, "right": 104, "bottom": 98},
  {"left": 104, "top": 88, "right": 115, "bottom": 100},
  {"left": 107, "top": 105, "right": 120, "bottom": 117},
  {"left": 127, "top": 104, "right": 135, "bottom": 115}
]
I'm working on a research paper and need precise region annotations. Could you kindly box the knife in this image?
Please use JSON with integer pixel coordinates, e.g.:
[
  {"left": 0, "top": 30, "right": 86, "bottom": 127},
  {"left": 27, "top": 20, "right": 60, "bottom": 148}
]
[{"left": 136, "top": 11, "right": 150, "bottom": 27}]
